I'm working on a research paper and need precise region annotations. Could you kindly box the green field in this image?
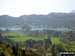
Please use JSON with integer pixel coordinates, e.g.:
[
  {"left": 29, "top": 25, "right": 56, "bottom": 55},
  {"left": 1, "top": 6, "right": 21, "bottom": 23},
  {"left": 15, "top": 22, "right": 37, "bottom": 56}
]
[
  {"left": 21, "top": 47, "right": 37, "bottom": 51},
  {"left": 9, "top": 37, "right": 44, "bottom": 42},
  {"left": 3, "top": 31, "right": 44, "bottom": 42},
  {"left": 10, "top": 37, "right": 61, "bottom": 44},
  {"left": 69, "top": 46, "right": 75, "bottom": 51},
  {"left": 51, "top": 38, "right": 61, "bottom": 44},
  {"left": 3, "top": 31, "right": 61, "bottom": 44},
  {"left": 3, "top": 31, "right": 25, "bottom": 36},
  {"left": 3, "top": 31, "right": 61, "bottom": 43}
]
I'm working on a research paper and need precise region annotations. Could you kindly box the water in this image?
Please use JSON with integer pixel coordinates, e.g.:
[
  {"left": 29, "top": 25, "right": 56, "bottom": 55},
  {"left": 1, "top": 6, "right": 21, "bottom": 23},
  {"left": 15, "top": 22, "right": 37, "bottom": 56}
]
[
  {"left": 0, "top": 27, "right": 21, "bottom": 31},
  {"left": 31, "top": 28, "right": 72, "bottom": 31},
  {"left": 0, "top": 27, "right": 72, "bottom": 31}
]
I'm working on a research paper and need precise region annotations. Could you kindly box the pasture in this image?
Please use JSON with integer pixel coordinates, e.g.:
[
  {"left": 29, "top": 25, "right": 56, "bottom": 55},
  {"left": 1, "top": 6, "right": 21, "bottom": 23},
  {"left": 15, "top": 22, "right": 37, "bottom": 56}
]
[{"left": 3, "top": 31, "right": 61, "bottom": 44}]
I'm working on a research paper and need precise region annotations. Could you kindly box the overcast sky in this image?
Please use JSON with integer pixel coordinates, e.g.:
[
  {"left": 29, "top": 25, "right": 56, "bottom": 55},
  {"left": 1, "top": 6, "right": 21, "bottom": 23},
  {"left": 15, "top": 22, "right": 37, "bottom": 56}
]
[{"left": 0, "top": 0, "right": 75, "bottom": 16}]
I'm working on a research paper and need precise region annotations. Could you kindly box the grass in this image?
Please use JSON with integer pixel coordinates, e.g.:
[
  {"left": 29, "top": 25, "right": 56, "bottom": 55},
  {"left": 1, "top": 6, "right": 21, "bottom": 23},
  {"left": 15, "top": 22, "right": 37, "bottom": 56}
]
[
  {"left": 3, "top": 31, "right": 61, "bottom": 44},
  {"left": 9, "top": 36, "right": 44, "bottom": 42},
  {"left": 51, "top": 38, "right": 61, "bottom": 44},
  {"left": 3, "top": 31, "right": 44, "bottom": 42},
  {"left": 21, "top": 47, "right": 37, "bottom": 51},
  {"left": 62, "top": 44, "right": 67, "bottom": 46},
  {"left": 29, "top": 25, "right": 44, "bottom": 28},
  {"left": 69, "top": 46, "right": 75, "bottom": 51},
  {"left": 3, "top": 31, "right": 26, "bottom": 36}
]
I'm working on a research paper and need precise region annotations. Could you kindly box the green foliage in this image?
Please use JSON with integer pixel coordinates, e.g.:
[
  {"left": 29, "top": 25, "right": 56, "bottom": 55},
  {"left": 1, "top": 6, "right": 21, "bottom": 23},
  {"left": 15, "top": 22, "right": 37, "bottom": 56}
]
[
  {"left": 51, "top": 38, "right": 61, "bottom": 44},
  {"left": 0, "top": 41, "right": 42, "bottom": 56},
  {"left": 69, "top": 46, "right": 75, "bottom": 51}
]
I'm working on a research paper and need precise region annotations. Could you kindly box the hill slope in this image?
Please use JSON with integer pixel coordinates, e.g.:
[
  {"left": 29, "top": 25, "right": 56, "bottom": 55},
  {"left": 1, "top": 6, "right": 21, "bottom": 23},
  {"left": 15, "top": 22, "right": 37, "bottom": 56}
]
[{"left": 0, "top": 13, "right": 75, "bottom": 28}]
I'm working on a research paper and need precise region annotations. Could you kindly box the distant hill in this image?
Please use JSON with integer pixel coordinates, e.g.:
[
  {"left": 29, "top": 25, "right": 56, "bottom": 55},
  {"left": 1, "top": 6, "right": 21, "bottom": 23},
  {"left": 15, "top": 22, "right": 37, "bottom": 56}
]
[
  {"left": 70, "top": 10, "right": 75, "bottom": 13},
  {"left": 0, "top": 13, "right": 75, "bottom": 28},
  {"left": 0, "top": 15, "right": 24, "bottom": 27}
]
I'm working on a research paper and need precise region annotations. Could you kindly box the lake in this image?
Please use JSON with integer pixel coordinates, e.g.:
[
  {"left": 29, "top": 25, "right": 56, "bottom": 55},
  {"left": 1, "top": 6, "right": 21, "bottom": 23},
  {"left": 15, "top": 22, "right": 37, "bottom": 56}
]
[
  {"left": 0, "top": 27, "right": 72, "bottom": 31},
  {"left": 31, "top": 28, "right": 72, "bottom": 31},
  {"left": 0, "top": 27, "right": 21, "bottom": 31}
]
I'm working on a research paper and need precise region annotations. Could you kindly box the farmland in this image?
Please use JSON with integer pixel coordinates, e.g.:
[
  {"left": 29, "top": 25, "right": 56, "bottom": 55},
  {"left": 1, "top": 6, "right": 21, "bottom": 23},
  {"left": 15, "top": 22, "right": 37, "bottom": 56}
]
[
  {"left": 3, "top": 31, "right": 61, "bottom": 44},
  {"left": 1, "top": 30, "right": 75, "bottom": 56}
]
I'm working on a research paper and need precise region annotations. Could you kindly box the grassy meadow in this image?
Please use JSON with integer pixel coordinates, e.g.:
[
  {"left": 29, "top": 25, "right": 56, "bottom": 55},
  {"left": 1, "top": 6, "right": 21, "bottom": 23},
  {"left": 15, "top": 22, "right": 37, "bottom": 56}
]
[{"left": 3, "top": 31, "right": 61, "bottom": 44}]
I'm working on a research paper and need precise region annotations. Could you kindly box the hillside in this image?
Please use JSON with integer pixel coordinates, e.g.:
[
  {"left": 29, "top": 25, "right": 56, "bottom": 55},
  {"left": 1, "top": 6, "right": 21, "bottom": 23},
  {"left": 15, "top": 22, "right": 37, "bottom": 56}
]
[
  {"left": 0, "top": 13, "right": 75, "bottom": 28},
  {"left": 70, "top": 10, "right": 75, "bottom": 13}
]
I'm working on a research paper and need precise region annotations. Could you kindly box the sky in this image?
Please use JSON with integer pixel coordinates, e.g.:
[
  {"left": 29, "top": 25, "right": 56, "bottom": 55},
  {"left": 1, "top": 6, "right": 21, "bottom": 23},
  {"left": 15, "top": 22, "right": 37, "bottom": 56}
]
[{"left": 0, "top": 0, "right": 75, "bottom": 17}]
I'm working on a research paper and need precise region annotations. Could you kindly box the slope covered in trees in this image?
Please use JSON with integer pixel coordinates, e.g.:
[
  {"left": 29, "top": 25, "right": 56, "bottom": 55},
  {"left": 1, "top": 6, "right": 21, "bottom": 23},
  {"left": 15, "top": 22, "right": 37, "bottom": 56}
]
[{"left": 0, "top": 13, "right": 75, "bottom": 28}]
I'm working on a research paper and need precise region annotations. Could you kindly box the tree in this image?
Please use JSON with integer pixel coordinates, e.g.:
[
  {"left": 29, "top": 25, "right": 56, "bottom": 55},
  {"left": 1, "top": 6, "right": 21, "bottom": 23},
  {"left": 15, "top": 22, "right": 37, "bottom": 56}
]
[{"left": 21, "top": 25, "right": 31, "bottom": 32}]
